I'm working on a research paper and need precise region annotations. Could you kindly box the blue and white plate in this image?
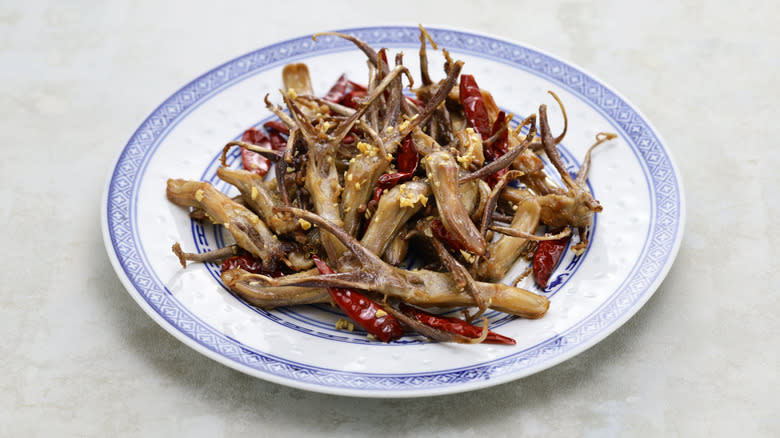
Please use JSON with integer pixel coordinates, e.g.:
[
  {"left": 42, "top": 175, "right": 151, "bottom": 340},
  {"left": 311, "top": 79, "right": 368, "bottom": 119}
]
[{"left": 101, "top": 26, "right": 684, "bottom": 397}]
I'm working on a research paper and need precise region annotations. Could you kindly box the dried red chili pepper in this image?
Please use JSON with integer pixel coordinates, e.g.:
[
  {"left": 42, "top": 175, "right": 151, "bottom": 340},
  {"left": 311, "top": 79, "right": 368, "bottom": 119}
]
[
  {"left": 374, "top": 172, "right": 409, "bottom": 192},
  {"left": 341, "top": 90, "right": 366, "bottom": 109},
  {"left": 371, "top": 136, "right": 419, "bottom": 203},
  {"left": 267, "top": 130, "right": 287, "bottom": 151},
  {"left": 485, "top": 111, "right": 509, "bottom": 161},
  {"left": 533, "top": 232, "right": 571, "bottom": 288},
  {"left": 399, "top": 303, "right": 516, "bottom": 345},
  {"left": 377, "top": 49, "right": 393, "bottom": 101},
  {"left": 405, "top": 95, "right": 424, "bottom": 108},
  {"left": 378, "top": 49, "right": 389, "bottom": 68},
  {"left": 348, "top": 80, "right": 367, "bottom": 92},
  {"left": 369, "top": 186, "right": 384, "bottom": 207},
  {"left": 484, "top": 111, "right": 510, "bottom": 188},
  {"left": 339, "top": 127, "right": 362, "bottom": 145},
  {"left": 312, "top": 256, "right": 404, "bottom": 342},
  {"left": 484, "top": 167, "right": 508, "bottom": 189},
  {"left": 459, "top": 74, "right": 491, "bottom": 139},
  {"left": 261, "top": 121, "right": 289, "bottom": 150},
  {"left": 324, "top": 74, "right": 350, "bottom": 102},
  {"left": 396, "top": 136, "right": 419, "bottom": 174},
  {"left": 430, "top": 219, "right": 467, "bottom": 252},
  {"left": 240, "top": 128, "right": 272, "bottom": 177},
  {"left": 221, "top": 255, "right": 264, "bottom": 274},
  {"left": 241, "top": 126, "right": 269, "bottom": 145},
  {"left": 221, "top": 254, "right": 284, "bottom": 277},
  {"left": 324, "top": 74, "right": 368, "bottom": 104},
  {"left": 262, "top": 120, "right": 290, "bottom": 135}
]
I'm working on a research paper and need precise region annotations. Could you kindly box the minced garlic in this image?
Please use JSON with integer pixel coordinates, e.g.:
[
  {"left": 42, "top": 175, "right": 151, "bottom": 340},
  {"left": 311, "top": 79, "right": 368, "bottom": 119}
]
[
  {"left": 357, "top": 141, "right": 379, "bottom": 157},
  {"left": 460, "top": 250, "right": 476, "bottom": 263},
  {"left": 456, "top": 127, "right": 482, "bottom": 169},
  {"left": 298, "top": 218, "right": 312, "bottom": 230},
  {"left": 398, "top": 185, "right": 428, "bottom": 208},
  {"left": 194, "top": 189, "right": 205, "bottom": 202},
  {"left": 335, "top": 319, "right": 355, "bottom": 332},
  {"left": 251, "top": 186, "right": 259, "bottom": 200},
  {"left": 375, "top": 309, "right": 388, "bottom": 318}
]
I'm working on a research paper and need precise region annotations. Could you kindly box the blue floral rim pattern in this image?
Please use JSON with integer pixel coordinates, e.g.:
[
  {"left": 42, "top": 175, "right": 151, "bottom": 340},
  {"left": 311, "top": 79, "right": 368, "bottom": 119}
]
[{"left": 105, "top": 26, "right": 683, "bottom": 395}]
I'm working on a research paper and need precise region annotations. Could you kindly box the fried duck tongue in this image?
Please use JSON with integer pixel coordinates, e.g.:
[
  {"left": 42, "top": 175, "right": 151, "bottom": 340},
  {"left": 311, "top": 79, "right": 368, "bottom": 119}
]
[
  {"left": 216, "top": 167, "right": 299, "bottom": 235},
  {"left": 340, "top": 140, "right": 391, "bottom": 237},
  {"left": 477, "top": 194, "right": 541, "bottom": 282},
  {"left": 286, "top": 64, "right": 411, "bottom": 259},
  {"left": 341, "top": 60, "right": 462, "bottom": 237},
  {"left": 221, "top": 268, "right": 330, "bottom": 308},
  {"left": 166, "top": 179, "right": 308, "bottom": 271},
  {"left": 340, "top": 56, "right": 414, "bottom": 237},
  {"left": 536, "top": 104, "right": 602, "bottom": 229},
  {"left": 381, "top": 230, "right": 409, "bottom": 266},
  {"left": 576, "top": 132, "right": 617, "bottom": 186},
  {"left": 417, "top": 24, "right": 438, "bottom": 87},
  {"left": 423, "top": 150, "right": 486, "bottom": 255},
  {"left": 360, "top": 180, "right": 429, "bottom": 257},
  {"left": 282, "top": 63, "right": 314, "bottom": 95},
  {"left": 265, "top": 207, "right": 548, "bottom": 318},
  {"left": 418, "top": 220, "right": 487, "bottom": 319},
  {"left": 361, "top": 178, "right": 481, "bottom": 263},
  {"left": 171, "top": 243, "right": 237, "bottom": 268},
  {"left": 243, "top": 257, "right": 549, "bottom": 318}
]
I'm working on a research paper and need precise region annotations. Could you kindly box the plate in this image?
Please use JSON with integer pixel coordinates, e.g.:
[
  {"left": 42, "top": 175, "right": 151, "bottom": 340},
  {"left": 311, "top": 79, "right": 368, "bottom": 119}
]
[{"left": 101, "top": 26, "right": 684, "bottom": 397}]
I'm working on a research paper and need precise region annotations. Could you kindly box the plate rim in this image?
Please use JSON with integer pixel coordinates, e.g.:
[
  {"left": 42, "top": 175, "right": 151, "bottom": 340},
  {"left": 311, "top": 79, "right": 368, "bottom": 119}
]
[{"left": 101, "top": 24, "right": 685, "bottom": 397}]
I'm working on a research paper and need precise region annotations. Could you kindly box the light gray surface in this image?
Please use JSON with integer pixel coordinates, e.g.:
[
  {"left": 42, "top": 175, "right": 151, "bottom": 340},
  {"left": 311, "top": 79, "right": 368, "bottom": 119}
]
[{"left": 1, "top": 1, "right": 778, "bottom": 436}]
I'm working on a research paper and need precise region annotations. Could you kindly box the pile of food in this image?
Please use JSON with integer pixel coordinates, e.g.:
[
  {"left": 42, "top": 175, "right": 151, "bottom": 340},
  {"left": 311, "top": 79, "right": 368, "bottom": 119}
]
[{"left": 166, "top": 26, "right": 615, "bottom": 344}]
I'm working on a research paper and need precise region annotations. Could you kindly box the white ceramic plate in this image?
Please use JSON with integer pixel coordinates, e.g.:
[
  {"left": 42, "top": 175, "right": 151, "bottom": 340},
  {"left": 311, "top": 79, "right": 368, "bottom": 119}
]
[{"left": 102, "top": 26, "right": 684, "bottom": 397}]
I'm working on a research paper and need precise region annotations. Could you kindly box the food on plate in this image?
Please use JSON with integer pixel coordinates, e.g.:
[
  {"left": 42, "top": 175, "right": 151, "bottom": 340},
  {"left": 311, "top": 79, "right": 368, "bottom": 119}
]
[{"left": 166, "top": 26, "right": 616, "bottom": 343}]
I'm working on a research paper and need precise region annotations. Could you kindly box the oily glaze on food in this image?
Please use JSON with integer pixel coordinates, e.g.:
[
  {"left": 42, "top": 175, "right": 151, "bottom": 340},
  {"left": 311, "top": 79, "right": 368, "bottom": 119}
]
[{"left": 166, "top": 26, "right": 615, "bottom": 343}]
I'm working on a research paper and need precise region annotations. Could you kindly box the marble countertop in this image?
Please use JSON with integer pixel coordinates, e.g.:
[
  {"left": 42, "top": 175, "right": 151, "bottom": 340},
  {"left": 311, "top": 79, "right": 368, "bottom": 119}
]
[{"left": 2, "top": 1, "right": 777, "bottom": 436}]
